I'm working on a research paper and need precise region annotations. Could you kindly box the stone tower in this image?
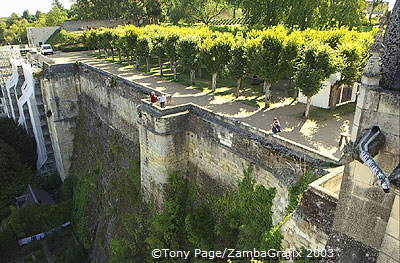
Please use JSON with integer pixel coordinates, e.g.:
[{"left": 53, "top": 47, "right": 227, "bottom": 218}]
[{"left": 325, "top": 3, "right": 400, "bottom": 262}]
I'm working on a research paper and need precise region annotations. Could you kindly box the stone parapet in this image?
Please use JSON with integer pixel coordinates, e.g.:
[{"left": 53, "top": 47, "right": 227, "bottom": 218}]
[
  {"left": 281, "top": 167, "right": 342, "bottom": 250},
  {"left": 330, "top": 66, "right": 399, "bottom": 262},
  {"left": 137, "top": 99, "right": 339, "bottom": 223}
]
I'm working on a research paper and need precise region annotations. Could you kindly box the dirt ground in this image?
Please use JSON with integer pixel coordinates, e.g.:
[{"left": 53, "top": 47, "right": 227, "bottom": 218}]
[{"left": 51, "top": 51, "right": 355, "bottom": 159}]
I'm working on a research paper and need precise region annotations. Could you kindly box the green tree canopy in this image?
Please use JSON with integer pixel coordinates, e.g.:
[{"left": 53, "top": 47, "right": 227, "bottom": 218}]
[
  {"left": 151, "top": 35, "right": 166, "bottom": 75},
  {"left": 200, "top": 35, "right": 232, "bottom": 91},
  {"left": 0, "top": 117, "right": 36, "bottom": 170},
  {"left": 0, "top": 139, "right": 33, "bottom": 213},
  {"left": 228, "top": 39, "right": 248, "bottom": 97},
  {"left": 247, "top": 27, "right": 288, "bottom": 108},
  {"left": 177, "top": 36, "right": 201, "bottom": 84},
  {"left": 45, "top": 6, "right": 68, "bottom": 26},
  {"left": 164, "top": 34, "right": 180, "bottom": 80},
  {"left": 295, "top": 43, "right": 338, "bottom": 117}
]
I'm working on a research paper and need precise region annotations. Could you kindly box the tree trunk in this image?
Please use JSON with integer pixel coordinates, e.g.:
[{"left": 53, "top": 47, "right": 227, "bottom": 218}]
[
  {"left": 190, "top": 69, "right": 196, "bottom": 84},
  {"left": 235, "top": 78, "right": 242, "bottom": 98},
  {"left": 369, "top": 6, "right": 375, "bottom": 25},
  {"left": 263, "top": 81, "right": 272, "bottom": 109},
  {"left": 111, "top": 48, "right": 115, "bottom": 62},
  {"left": 304, "top": 96, "right": 312, "bottom": 118},
  {"left": 136, "top": 57, "right": 140, "bottom": 69},
  {"left": 118, "top": 49, "right": 121, "bottom": 63},
  {"left": 212, "top": 73, "right": 217, "bottom": 91},
  {"left": 158, "top": 57, "right": 163, "bottom": 76},
  {"left": 329, "top": 83, "right": 341, "bottom": 109},
  {"left": 146, "top": 57, "right": 150, "bottom": 72},
  {"left": 173, "top": 63, "right": 177, "bottom": 81},
  {"left": 198, "top": 67, "right": 202, "bottom": 78}
]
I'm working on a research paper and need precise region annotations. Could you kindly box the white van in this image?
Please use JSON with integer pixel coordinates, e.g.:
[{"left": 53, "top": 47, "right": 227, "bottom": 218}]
[{"left": 40, "top": 44, "right": 54, "bottom": 55}]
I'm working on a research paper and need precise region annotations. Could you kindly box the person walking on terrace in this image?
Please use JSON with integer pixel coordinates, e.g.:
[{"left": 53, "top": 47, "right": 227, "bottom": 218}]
[
  {"left": 271, "top": 117, "right": 281, "bottom": 134},
  {"left": 150, "top": 91, "right": 158, "bottom": 103},
  {"left": 159, "top": 94, "right": 167, "bottom": 108},
  {"left": 339, "top": 120, "right": 351, "bottom": 149}
]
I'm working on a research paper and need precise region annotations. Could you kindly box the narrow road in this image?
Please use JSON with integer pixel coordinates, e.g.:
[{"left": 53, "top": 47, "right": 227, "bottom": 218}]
[{"left": 51, "top": 51, "right": 354, "bottom": 158}]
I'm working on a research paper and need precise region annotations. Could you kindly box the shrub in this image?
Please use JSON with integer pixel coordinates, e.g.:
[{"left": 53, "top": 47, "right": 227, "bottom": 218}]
[
  {"left": 7, "top": 201, "right": 72, "bottom": 238},
  {"left": 0, "top": 139, "right": 33, "bottom": 215},
  {"left": 0, "top": 117, "right": 36, "bottom": 170},
  {"left": 0, "top": 228, "right": 19, "bottom": 262}
]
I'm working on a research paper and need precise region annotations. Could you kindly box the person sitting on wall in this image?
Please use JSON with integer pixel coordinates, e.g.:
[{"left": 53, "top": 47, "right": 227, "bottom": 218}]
[
  {"left": 271, "top": 117, "right": 281, "bottom": 134},
  {"left": 150, "top": 91, "right": 158, "bottom": 103}
]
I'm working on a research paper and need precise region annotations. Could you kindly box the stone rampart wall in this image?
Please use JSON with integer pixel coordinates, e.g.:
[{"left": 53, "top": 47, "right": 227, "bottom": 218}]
[
  {"left": 42, "top": 60, "right": 340, "bottom": 228},
  {"left": 61, "top": 19, "right": 131, "bottom": 31},
  {"left": 137, "top": 101, "right": 339, "bottom": 223},
  {"left": 40, "top": 63, "right": 80, "bottom": 180},
  {"left": 281, "top": 168, "right": 341, "bottom": 250}
]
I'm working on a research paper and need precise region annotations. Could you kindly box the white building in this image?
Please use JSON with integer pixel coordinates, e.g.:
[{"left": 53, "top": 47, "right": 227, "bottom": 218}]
[{"left": 298, "top": 73, "right": 358, "bottom": 109}]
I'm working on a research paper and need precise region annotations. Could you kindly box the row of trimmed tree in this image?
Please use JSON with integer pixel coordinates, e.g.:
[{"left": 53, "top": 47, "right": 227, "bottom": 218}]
[{"left": 83, "top": 25, "right": 374, "bottom": 117}]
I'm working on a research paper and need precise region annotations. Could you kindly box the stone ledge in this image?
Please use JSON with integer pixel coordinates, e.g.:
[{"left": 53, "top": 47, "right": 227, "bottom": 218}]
[
  {"left": 71, "top": 61, "right": 340, "bottom": 168},
  {"left": 138, "top": 99, "right": 340, "bottom": 168},
  {"left": 309, "top": 166, "right": 344, "bottom": 200}
]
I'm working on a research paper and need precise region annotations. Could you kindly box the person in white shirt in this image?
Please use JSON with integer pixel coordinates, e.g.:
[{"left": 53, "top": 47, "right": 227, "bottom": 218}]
[
  {"left": 339, "top": 120, "right": 350, "bottom": 149},
  {"left": 159, "top": 94, "right": 166, "bottom": 108}
]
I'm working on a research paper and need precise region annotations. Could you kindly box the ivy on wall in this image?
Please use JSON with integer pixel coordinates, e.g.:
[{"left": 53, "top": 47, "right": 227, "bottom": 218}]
[{"left": 68, "top": 105, "right": 318, "bottom": 262}]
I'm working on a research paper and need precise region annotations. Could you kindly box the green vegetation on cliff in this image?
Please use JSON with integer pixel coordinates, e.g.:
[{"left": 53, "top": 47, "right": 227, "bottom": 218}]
[
  {"left": 0, "top": 118, "right": 35, "bottom": 219},
  {"left": 0, "top": 117, "right": 37, "bottom": 171},
  {"left": 69, "top": 106, "right": 283, "bottom": 262},
  {"left": 68, "top": 107, "right": 147, "bottom": 261},
  {"left": 0, "top": 118, "right": 82, "bottom": 263}
]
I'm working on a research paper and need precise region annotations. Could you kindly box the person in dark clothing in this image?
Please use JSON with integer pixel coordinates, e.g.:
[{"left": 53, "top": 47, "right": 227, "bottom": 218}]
[{"left": 271, "top": 117, "right": 281, "bottom": 134}]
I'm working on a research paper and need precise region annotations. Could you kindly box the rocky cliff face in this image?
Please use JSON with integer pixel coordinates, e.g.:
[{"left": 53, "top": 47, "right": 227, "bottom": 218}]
[{"left": 68, "top": 94, "right": 145, "bottom": 262}]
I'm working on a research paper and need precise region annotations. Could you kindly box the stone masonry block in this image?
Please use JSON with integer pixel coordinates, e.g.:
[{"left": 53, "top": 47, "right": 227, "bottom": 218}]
[
  {"left": 380, "top": 134, "right": 400, "bottom": 156},
  {"left": 357, "top": 86, "right": 381, "bottom": 111},
  {"left": 385, "top": 216, "right": 399, "bottom": 240},
  {"left": 352, "top": 161, "right": 375, "bottom": 187},
  {"left": 363, "top": 201, "right": 392, "bottom": 224},
  {"left": 376, "top": 152, "right": 400, "bottom": 176},
  {"left": 377, "top": 91, "right": 400, "bottom": 117},
  {"left": 361, "top": 75, "right": 381, "bottom": 90},
  {"left": 377, "top": 252, "right": 399, "bottom": 263},
  {"left": 391, "top": 195, "right": 399, "bottom": 221},
  {"left": 379, "top": 234, "right": 400, "bottom": 262},
  {"left": 376, "top": 112, "right": 400, "bottom": 137},
  {"left": 373, "top": 218, "right": 388, "bottom": 236}
]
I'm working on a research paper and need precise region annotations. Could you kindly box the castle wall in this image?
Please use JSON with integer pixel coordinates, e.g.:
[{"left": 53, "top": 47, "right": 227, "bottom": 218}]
[
  {"left": 39, "top": 60, "right": 343, "bottom": 245},
  {"left": 61, "top": 19, "right": 131, "bottom": 31},
  {"left": 78, "top": 64, "right": 147, "bottom": 143},
  {"left": 326, "top": 17, "right": 400, "bottom": 260},
  {"left": 40, "top": 63, "right": 80, "bottom": 180},
  {"left": 137, "top": 102, "right": 336, "bottom": 224},
  {"left": 281, "top": 167, "right": 342, "bottom": 250}
]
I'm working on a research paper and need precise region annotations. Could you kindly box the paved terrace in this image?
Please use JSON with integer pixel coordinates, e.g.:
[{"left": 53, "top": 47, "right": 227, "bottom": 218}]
[{"left": 51, "top": 51, "right": 355, "bottom": 159}]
